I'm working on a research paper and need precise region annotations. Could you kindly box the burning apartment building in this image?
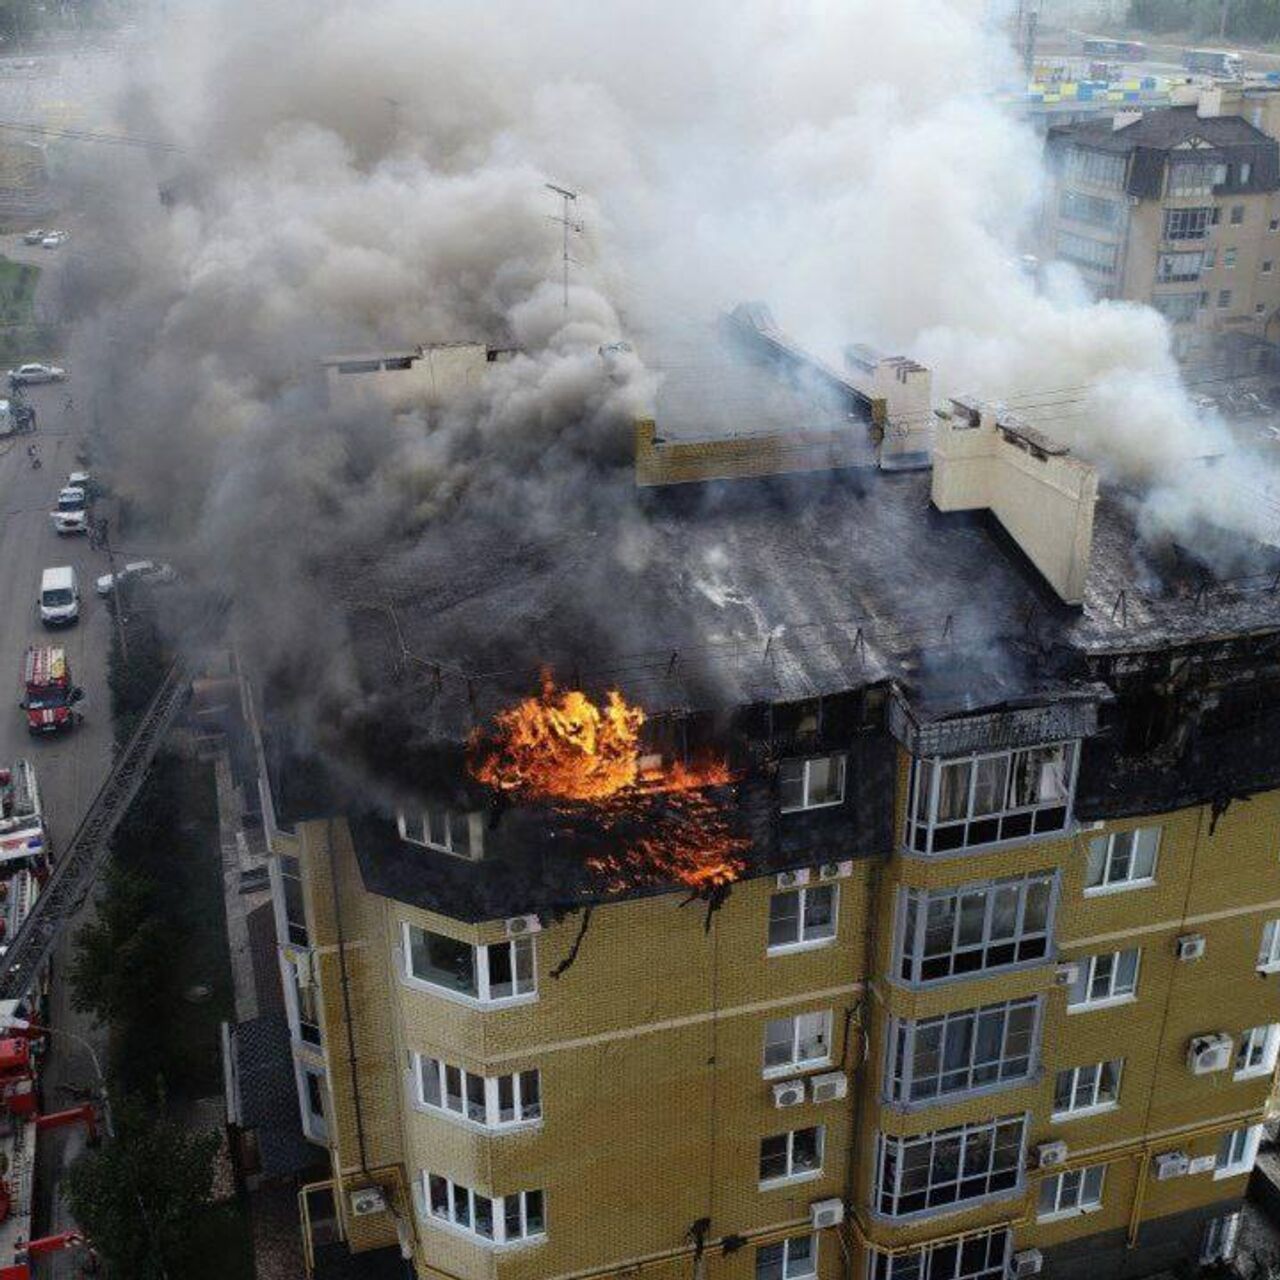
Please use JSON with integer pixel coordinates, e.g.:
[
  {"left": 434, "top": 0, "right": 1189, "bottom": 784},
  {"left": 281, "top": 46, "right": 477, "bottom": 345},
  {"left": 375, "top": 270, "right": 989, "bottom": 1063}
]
[{"left": 232, "top": 306, "right": 1280, "bottom": 1280}]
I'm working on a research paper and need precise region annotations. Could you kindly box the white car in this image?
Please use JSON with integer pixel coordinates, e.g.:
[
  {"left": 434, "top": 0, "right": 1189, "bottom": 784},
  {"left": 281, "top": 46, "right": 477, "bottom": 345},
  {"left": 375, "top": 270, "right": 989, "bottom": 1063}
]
[
  {"left": 8, "top": 363, "right": 65, "bottom": 385},
  {"left": 21, "top": 229, "right": 45, "bottom": 246},
  {"left": 96, "top": 560, "right": 177, "bottom": 596},
  {"left": 40, "top": 233, "right": 64, "bottom": 249},
  {"left": 50, "top": 486, "right": 87, "bottom": 535}
]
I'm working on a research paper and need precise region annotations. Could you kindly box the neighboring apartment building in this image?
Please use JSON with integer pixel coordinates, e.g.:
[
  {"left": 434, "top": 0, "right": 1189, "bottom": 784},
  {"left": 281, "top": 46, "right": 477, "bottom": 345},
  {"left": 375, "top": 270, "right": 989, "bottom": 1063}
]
[
  {"left": 240, "top": 321, "right": 1280, "bottom": 1280},
  {"left": 1043, "top": 91, "right": 1280, "bottom": 357}
]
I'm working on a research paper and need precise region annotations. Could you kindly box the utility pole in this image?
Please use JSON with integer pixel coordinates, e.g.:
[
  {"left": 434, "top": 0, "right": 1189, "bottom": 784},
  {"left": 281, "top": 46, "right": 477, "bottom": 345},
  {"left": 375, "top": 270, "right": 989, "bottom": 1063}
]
[
  {"left": 1220, "top": 0, "right": 1230, "bottom": 40},
  {"left": 545, "top": 182, "right": 581, "bottom": 312},
  {"left": 1013, "top": 0, "right": 1040, "bottom": 77},
  {"left": 98, "top": 516, "right": 128, "bottom": 662}
]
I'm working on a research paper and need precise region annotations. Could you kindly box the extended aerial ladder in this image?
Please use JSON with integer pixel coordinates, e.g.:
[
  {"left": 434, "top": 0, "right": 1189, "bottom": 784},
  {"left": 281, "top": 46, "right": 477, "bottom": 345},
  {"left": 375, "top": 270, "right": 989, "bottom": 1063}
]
[{"left": 0, "top": 603, "right": 226, "bottom": 1003}]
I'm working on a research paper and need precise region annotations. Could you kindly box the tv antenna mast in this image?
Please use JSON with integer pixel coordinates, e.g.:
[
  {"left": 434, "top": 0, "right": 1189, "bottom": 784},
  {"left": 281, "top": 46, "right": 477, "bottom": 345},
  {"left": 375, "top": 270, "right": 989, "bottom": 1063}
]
[{"left": 545, "top": 182, "right": 582, "bottom": 312}]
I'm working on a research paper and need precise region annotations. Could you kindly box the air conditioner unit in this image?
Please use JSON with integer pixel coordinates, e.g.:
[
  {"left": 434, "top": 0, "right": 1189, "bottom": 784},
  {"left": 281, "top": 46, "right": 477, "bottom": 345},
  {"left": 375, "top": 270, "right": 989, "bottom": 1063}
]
[
  {"left": 1188, "top": 1154, "right": 1217, "bottom": 1175},
  {"left": 809, "top": 1072, "right": 848, "bottom": 1104},
  {"left": 818, "top": 860, "right": 853, "bottom": 881},
  {"left": 772, "top": 1079, "right": 806, "bottom": 1108},
  {"left": 1188, "top": 1033, "right": 1233, "bottom": 1075},
  {"left": 1176, "top": 933, "right": 1206, "bottom": 962},
  {"left": 350, "top": 1186, "right": 387, "bottom": 1216},
  {"left": 776, "top": 869, "right": 810, "bottom": 889},
  {"left": 1009, "top": 1249, "right": 1044, "bottom": 1278},
  {"left": 810, "top": 1197, "right": 844, "bottom": 1229},
  {"left": 1036, "top": 1141, "right": 1068, "bottom": 1169},
  {"left": 505, "top": 914, "right": 542, "bottom": 938},
  {"left": 1154, "top": 1152, "right": 1190, "bottom": 1180},
  {"left": 1053, "top": 963, "right": 1080, "bottom": 988}
]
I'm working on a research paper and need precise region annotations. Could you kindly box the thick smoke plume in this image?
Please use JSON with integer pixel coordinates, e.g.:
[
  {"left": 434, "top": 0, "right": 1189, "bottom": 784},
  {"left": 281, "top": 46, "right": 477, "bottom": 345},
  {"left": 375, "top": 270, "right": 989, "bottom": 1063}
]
[{"left": 59, "top": 0, "right": 1280, "bottom": 791}]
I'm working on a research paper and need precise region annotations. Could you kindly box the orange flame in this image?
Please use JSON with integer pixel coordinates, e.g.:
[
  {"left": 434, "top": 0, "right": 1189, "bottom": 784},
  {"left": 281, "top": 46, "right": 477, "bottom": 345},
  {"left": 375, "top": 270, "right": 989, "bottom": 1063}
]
[{"left": 468, "top": 676, "right": 748, "bottom": 891}]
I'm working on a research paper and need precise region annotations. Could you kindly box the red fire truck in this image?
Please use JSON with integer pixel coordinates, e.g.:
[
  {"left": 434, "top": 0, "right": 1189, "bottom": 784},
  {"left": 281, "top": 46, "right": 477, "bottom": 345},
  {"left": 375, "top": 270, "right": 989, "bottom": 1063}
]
[
  {"left": 0, "top": 764, "right": 46, "bottom": 874},
  {"left": 19, "top": 648, "right": 82, "bottom": 735}
]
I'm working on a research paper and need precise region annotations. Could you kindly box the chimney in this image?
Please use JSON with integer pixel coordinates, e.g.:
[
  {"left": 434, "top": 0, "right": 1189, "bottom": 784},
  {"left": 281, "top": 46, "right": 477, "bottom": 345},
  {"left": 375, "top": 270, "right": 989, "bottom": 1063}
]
[
  {"left": 931, "top": 401, "right": 1098, "bottom": 606},
  {"left": 1197, "top": 86, "right": 1223, "bottom": 118},
  {"left": 844, "top": 346, "right": 934, "bottom": 471},
  {"left": 1113, "top": 109, "right": 1143, "bottom": 131}
]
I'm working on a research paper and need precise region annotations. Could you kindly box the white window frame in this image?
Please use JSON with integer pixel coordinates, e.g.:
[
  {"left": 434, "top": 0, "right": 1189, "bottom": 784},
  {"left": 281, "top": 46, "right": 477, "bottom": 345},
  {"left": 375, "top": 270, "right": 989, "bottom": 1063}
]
[
  {"left": 767, "top": 885, "right": 838, "bottom": 954},
  {"left": 1161, "top": 205, "right": 1213, "bottom": 241},
  {"left": 867, "top": 1229, "right": 1011, "bottom": 1280},
  {"left": 420, "top": 1173, "right": 545, "bottom": 1246},
  {"left": 411, "top": 1053, "right": 542, "bottom": 1131},
  {"left": 1052, "top": 1058, "right": 1123, "bottom": 1120},
  {"left": 1037, "top": 1164, "right": 1105, "bottom": 1221},
  {"left": 1201, "top": 1210, "right": 1242, "bottom": 1265},
  {"left": 1067, "top": 948, "right": 1140, "bottom": 1011},
  {"left": 873, "top": 1115, "right": 1026, "bottom": 1220},
  {"left": 397, "top": 807, "right": 481, "bottom": 859},
  {"left": 1258, "top": 919, "right": 1280, "bottom": 972},
  {"left": 779, "top": 754, "right": 846, "bottom": 812},
  {"left": 759, "top": 1125, "right": 825, "bottom": 1189},
  {"left": 904, "top": 742, "right": 1078, "bottom": 856},
  {"left": 1224, "top": 246, "right": 1238, "bottom": 267},
  {"left": 1235, "top": 1024, "right": 1280, "bottom": 1080},
  {"left": 1084, "top": 827, "right": 1160, "bottom": 895},
  {"left": 895, "top": 874, "right": 1057, "bottom": 987},
  {"left": 763, "top": 1010, "right": 834, "bottom": 1077},
  {"left": 402, "top": 923, "right": 537, "bottom": 1007},
  {"left": 885, "top": 998, "right": 1041, "bottom": 1106},
  {"left": 756, "top": 1234, "right": 818, "bottom": 1280},
  {"left": 297, "top": 1062, "right": 328, "bottom": 1144},
  {"left": 1215, "top": 1124, "right": 1263, "bottom": 1179},
  {"left": 1156, "top": 251, "right": 1204, "bottom": 283}
]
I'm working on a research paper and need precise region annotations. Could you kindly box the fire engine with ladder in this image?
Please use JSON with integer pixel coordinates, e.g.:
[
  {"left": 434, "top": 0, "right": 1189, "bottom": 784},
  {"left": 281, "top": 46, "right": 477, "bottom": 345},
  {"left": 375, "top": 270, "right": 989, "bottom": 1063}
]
[
  {"left": 19, "top": 650, "right": 82, "bottom": 737},
  {"left": 0, "top": 603, "right": 224, "bottom": 1276}
]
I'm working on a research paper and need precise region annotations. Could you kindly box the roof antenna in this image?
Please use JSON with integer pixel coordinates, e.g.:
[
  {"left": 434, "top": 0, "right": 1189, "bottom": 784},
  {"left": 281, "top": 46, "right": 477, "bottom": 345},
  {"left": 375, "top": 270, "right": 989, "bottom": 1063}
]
[{"left": 545, "top": 182, "right": 582, "bottom": 313}]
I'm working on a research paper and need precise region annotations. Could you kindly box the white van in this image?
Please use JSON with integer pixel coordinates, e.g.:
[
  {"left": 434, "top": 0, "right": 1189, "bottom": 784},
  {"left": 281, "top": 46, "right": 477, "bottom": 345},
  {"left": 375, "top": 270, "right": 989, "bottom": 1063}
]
[{"left": 39, "top": 566, "right": 79, "bottom": 627}]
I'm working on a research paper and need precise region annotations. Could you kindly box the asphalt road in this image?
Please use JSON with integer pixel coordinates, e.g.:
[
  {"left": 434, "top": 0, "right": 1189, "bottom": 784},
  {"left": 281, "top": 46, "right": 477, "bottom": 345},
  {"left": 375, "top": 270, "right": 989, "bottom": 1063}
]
[{"left": 0, "top": 379, "right": 116, "bottom": 1269}]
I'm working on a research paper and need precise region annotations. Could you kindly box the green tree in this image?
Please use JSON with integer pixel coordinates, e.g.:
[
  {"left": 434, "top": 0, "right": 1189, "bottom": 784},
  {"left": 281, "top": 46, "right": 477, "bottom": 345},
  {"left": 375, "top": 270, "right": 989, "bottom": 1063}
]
[{"left": 64, "top": 1096, "right": 220, "bottom": 1280}]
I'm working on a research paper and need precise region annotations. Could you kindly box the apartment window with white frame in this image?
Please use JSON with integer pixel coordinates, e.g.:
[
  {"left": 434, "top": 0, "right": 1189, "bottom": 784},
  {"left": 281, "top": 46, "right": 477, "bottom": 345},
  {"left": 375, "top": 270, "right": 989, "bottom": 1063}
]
[
  {"left": 779, "top": 754, "right": 846, "bottom": 812},
  {"left": 1061, "top": 189, "right": 1123, "bottom": 229},
  {"left": 398, "top": 806, "right": 479, "bottom": 859},
  {"left": 1167, "top": 161, "right": 1227, "bottom": 195},
  {"left": 1067, "top": 948, "right": 1140, "bottom": 1009},
  {"left": 1151, "top": 292, "right": 1201, "bottom": 323},
  {"left": 1235, "top": 1024, "right": 1280, "bottom": 1079},
  {"left": 1053, "top": 1059, "right": 1122, "bottom": 1118},
  {"left": 1162, "top": 205, "right": 1213, "bottom": 241},
  {"left": 1205, "top": 247, "right": 1217, "bottom": 268},
  {"left": 1215, "top": 1124, "right": 1263, "bottom": 1178},
  {"left": 768, "top": 885, "right": 837, "bottom": 951},
  {"left": 1231, "top": 204, "right": 1245, "bottom": 225},
  {"left": 413, "top": 1054, "right": 542, "bottom": 1129},
  {"left": 756, "top": 1234, "right": 817, "bottom": 1280},
  {"left": 1156, "top": 251, "right": 1204, "bottom": 283},
  {"left": 759, "top": 1125, "right": 824, "bottom": 1187},
  {"left": 764, "top": 1010, "right": 833, "bottom": 1075},
  {"left": 896, "top": 874, "right": 1055, "bottom": 985},
  {"left": 1201, "top": 1211, "right": 1242, "bottom": 1265},
  {"left": 422, "top": 1174, "right": 545, "bottom": 1245},
  {"left": 300, "top": 1065, "right": 328, "bottom": 1143},
  {"left": 403, "top": 924, "right": 536, "bottom": 1004},
  {"left": 1058, "top": 231, "right": 1117, "bottom": 274},
  {"left": 1219, "top": 288, "right": 1233, "bottom": 308},
  {"left": 886, "top": 998, "right": 1040, "bottom": 1105},
  {"left": 1065, "top": 147, "right": 1127, "bottom": 188},
  {"left": 1038, "top": 1164, "right": 1105, "bottom": 1220},
  {"left": 874, "top": 1115, "right": 1025, "bottom": 1218},
  {"left": 1085, "top": 827, "right": 1159, "bottom": 893},
  {"left": 279, "top": 854, "right": 309, "bottom": 947},
  {"left": 905, "top": 743, "right": 1077, "bottom": 855},
  {"left": 1258, "top": 919, "right": 1280, "bottom": 972},
  {"left": 1224, "top": 247, "right": 1238, "bottom": 268},
  {"left": 868, "top": 1229, "right": 1010, "bottom": 1280}
]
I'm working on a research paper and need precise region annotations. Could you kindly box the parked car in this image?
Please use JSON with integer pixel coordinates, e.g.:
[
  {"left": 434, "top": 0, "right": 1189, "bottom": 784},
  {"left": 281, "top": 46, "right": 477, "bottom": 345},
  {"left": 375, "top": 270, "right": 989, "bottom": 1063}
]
[
  {"left": 49, "top": 487, "right": 87, "bottom": 535},
  {"left": 66, "top": 470, "right": 93, "bottom": 497},
  {"left": 95, "top": 560, "right": 177, "bottom": 596},
  {"left": 40, "top": 232, "right": 65, "bottom": 249},
  {"left": 20, "top": 229, "right": 45, "bottom": 245},
  {"left": 8, "top": 363, "right": 65, "bottom": 386}
]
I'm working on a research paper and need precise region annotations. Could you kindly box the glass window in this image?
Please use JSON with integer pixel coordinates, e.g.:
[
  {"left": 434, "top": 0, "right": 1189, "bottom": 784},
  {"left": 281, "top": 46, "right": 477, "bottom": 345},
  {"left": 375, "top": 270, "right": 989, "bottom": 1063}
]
[
  {"left": 423, "top": 1175, "right": 546, "bottom": 1244},
  {"left": 1068, "top": 949, "right": 1140, "bottom": 1008},
  {"left": 868, "top": 1229, "right": 1009, "bottom": 1280},
  {"left": 404, "top": 925, "right": 536, "bottom": 1003},
  {"left": 1218, "top": 288, "right": 1233, "bottom": 308},
  {"left": 1215, "top": 1125, "right": 1262, "bottom": 1178},
  {"left": 1085, "top": 827, "right": 1160, "bottom": 891},
  {"left": 756, "top": 1236, "right": 817, "bottom": 1280},
  {"left": 1060, "top": 189, "right": 1122, "bottom": 229},
  {"left": 1064, "top": 147, "right": 1126, "bottom": 188},
  {"left": 280, "top": 855, "right": 309, "bottom": 947},
  {"left": 759, "top": 1126, "right": 824, "bottom": 1185},
  {"left": 1201, "top": 1211, "right": 1242, "bottom": 1265},
  {"left": 1162, "top": 206, "right": 1213, "bottom": 241},
  {"left": 398, "top": 806, "right": 477, "bottom": 858},
  {"left": 906, "top": 743, "right": 1076, "bottom": 855},
  {"left": 1156, "top": 251, "right": 1204, "bottom": 282},
  {"left": 887, "top": 999, "right": 1040, "bottom": 1104},
  {"left": 1151, "top": 292, "right": 1200, "bottom": 323},
  {"left": 1224, "top": 247, "right": 1238, "bottom": 268},
  {"left": 875, "top": 1116, "right": 1025, "bottom": 1218},
  {"left": 1038, "top": 1164, "right": 1105, "bottom": 1218},
  {"left": 1053, "top": 1059, "right": 1123, "bottom": 1117},
  {"left": 768, "top": 886, "right": 837, "bottom": 951},
  {"left": 1168, "top": 161, "right": 1225, "bottom": 196},
  {"left": 1058, "top": 230, "right": 1117, "bottom": 274},
  {"left": 1235, "top": 1024, "right": 1280, "bottom": 1079},
  {"left": 897, "top": 875, "right": 1055, "bottom": 985},
  {"left": 1258, "top": 920, "right": 1280, "bottom": 971},
  {"left": 779, "top": 754, "right": 846, "bottom": 811},
  {"left": 764, "top": 1010, "right": 833, "bottom": 1074},
  {"left": 1231, "top": 204, "right": 1245, "bottom": 225}
]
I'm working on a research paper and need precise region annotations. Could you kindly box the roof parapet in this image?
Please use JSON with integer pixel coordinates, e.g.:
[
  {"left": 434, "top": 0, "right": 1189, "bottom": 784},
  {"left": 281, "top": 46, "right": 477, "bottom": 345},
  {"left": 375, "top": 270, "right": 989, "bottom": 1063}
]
[{"left": 931, "top": 400, "right": 1098, "bottom": 606}]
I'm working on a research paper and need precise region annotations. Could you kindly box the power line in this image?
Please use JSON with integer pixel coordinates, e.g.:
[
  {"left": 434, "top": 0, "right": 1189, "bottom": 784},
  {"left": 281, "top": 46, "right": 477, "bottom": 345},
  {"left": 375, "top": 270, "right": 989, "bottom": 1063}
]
[{"left": 0, "top": 118, "right": 183, "bottom": 152}]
